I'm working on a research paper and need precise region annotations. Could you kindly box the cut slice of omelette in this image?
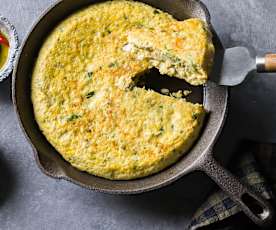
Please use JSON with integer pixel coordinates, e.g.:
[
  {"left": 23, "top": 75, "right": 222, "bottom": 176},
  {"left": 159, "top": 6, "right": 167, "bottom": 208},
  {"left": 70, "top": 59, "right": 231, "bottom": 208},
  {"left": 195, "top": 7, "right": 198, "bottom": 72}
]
[
  {"left": 125, "top": 18, "right": 214, "bottom": 85},
  {"left": 32, "top": 0, "right": 210, "bottom": 180}
]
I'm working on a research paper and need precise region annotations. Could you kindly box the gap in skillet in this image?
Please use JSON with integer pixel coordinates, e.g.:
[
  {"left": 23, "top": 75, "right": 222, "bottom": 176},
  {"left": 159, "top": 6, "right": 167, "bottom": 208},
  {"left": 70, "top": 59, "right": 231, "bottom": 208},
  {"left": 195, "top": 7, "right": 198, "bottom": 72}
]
[{"left": 135, "top": 68, "right": 203, "bottom": 103}]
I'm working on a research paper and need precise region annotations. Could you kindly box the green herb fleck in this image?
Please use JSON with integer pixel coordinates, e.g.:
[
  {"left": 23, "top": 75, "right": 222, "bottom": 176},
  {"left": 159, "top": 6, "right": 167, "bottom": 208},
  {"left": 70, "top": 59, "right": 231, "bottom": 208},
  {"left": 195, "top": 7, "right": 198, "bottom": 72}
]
[
  {"left": 136, "top": 22, "right": 144, "bottom": 28},
  {"left": 191, "top": 63, "right": 200, "bottom": 73},
  {"left": 106, "top": 27, "right": 112, "bottom": 34},
  {"left": 87, "top": 72, "right": 93, "bottom": 78},
  {"left": 202, "top": 25, "right": 209, "bottom": 33},
  {"left": 108, "top": 61, "right": 118, "bottom": 68},
  {"left": 67, "top": 114, "right": 81, "bottom": 122},
  {"left": 154, "top": 9, "right": 160, "bottom": 14},
  {"left": 109, "top": 171, "right": 115, "bottom": 178},
  {"left": 59, "top": 100, "right": 65, "bottom": 106},
  {"left": 86, "top": 91, "right": 95, "bottom": 99},
  {"left": 192, "top": 113, "right": 200, "bottom": 120},
  {"left": 163, "top": 51, "right": 181, "bottom": 63},
  {"left": 155, "top": 127, "right": 165, "bottom": 137},
  {"left": 124, "top": 15, "right": 128, "bottom": 20}
]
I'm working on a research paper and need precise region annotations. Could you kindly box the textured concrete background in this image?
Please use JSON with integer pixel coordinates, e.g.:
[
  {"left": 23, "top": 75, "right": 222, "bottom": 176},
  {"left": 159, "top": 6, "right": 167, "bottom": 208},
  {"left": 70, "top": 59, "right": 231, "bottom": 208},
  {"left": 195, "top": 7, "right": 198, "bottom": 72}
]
[{"left": 1, "top": 0, "right": 276, "bottom": 229}]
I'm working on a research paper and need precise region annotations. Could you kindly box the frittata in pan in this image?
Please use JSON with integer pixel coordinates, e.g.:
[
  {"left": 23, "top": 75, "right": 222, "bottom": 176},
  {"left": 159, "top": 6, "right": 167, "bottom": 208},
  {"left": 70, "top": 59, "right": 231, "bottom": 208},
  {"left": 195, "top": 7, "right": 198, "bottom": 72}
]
[{"left": 32, "top": 0, "right": 213, "bottom": 180}]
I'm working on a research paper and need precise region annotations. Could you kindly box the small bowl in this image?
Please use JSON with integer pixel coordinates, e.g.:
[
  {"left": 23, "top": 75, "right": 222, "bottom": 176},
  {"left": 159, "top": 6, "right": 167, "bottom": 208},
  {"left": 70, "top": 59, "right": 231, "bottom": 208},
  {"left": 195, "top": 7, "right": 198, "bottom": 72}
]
[{"left": 0, "top": 15, "right": 19, "bottom": 82}]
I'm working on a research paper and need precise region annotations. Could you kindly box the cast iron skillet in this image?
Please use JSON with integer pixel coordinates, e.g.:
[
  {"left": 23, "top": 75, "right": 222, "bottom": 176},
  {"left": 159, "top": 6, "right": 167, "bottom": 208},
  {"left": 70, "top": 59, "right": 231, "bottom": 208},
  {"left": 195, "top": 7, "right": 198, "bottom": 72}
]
[{"left": 12, "top": 0, "right": 274, "bottom": 226}]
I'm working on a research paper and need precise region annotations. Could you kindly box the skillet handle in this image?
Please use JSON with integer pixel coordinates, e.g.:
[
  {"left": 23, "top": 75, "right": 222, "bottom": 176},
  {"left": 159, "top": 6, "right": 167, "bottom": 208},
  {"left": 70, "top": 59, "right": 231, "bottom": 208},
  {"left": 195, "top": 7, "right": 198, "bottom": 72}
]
[{"left": 200, "top": 156, "right": 274, "bottom": 227}]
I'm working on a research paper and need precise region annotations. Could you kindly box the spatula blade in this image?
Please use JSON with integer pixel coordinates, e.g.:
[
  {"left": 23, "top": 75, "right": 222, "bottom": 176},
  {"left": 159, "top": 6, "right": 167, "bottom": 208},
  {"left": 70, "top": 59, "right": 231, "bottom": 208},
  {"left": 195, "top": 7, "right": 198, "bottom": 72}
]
[{"left": 217, "top": 47, "right": 256, "bottom": 86}]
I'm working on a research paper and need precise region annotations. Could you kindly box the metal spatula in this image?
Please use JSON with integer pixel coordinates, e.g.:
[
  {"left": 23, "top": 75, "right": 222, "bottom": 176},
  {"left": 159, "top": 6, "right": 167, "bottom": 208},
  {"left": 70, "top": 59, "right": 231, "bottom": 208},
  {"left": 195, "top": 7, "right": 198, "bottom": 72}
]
[{"left": 214, "top": 47, "right": 276, "bottom": 86}]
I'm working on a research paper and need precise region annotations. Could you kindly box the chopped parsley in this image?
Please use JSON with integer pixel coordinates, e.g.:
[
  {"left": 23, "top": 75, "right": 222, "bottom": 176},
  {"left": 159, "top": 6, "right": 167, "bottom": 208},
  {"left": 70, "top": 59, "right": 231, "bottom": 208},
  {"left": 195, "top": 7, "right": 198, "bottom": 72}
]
[
  {"left": 136, "top": 22, "right": 144, "bottom": 28},
  {"left": 192, "top": 113, "right": 200, "bottom": 120},
  {"left": 190, "top": 63, "right": 200, "bottom": 74},
  {"left": 153, "top": 9, "right": 160, "bottom": 14},
  {"left": 162, "top": 50, "right": 181, "bottom": 63},
  {"left": 85, "top": 91, "right": 95, "bottom": 99},
  {"left": 108, "top": 61, "right": 118, "bottom": 68},
  {"left": 156, "top": 127, "right": 164, "bottom": 136},
  {"left": 87, "top": 72, "right": 93, "bottom": 79},
  {"left": 186, "top": 56, "right": 200, "bottom": 74},
  {"left": 67, "top": 114, "right": 81, "bottom": 122},
  {"left": 202, "top": 25, "right": 209, "bottom": 33},
  {"left": 105, "top": 27, "right": 112, "bottom": 34}
]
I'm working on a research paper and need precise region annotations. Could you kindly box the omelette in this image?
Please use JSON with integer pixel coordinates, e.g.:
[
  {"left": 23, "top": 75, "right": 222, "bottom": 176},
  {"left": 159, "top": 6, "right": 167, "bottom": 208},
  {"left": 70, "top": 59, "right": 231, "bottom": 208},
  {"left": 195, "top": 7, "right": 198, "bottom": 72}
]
[{"left": 32, "top": 0, "right": 214, "bottom": 180}]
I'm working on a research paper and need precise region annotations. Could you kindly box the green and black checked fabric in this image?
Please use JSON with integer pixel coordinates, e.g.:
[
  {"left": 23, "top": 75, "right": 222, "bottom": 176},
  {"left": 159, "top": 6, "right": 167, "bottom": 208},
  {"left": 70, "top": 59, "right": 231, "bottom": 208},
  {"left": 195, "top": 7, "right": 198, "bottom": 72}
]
[{"left": 189, "top": 142, "right": 275, "bottom": 230}]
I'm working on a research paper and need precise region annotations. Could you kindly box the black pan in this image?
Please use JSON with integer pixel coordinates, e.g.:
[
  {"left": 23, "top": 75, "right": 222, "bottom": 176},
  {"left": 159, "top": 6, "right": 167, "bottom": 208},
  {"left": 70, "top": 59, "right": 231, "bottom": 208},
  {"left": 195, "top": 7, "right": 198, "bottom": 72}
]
[{"left": 12, "top": 0, "right": 274, "bottom": 226}]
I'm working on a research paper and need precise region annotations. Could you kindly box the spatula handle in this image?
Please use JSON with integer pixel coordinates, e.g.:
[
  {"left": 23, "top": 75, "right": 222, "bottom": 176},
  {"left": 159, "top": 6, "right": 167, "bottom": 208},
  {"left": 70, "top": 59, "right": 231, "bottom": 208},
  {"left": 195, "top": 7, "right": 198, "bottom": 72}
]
[{"left": 256, "top": 54, "right": 276, "bottom": 72}]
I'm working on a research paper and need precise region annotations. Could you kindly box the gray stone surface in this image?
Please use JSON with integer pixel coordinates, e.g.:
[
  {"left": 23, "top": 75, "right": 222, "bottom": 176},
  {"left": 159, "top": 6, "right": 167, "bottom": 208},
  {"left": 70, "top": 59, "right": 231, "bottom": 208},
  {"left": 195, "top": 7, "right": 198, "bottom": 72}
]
[{"left": 0, "top": 0, "right": 276, "bottom": 229}]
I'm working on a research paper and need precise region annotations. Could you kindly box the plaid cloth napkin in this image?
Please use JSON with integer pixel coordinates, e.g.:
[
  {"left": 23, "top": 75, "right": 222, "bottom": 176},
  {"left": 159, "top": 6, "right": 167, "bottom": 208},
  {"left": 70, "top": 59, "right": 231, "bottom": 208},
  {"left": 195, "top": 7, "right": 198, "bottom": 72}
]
[{"left": 189, "top": 142, "right": 276, "bottom": 230}]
